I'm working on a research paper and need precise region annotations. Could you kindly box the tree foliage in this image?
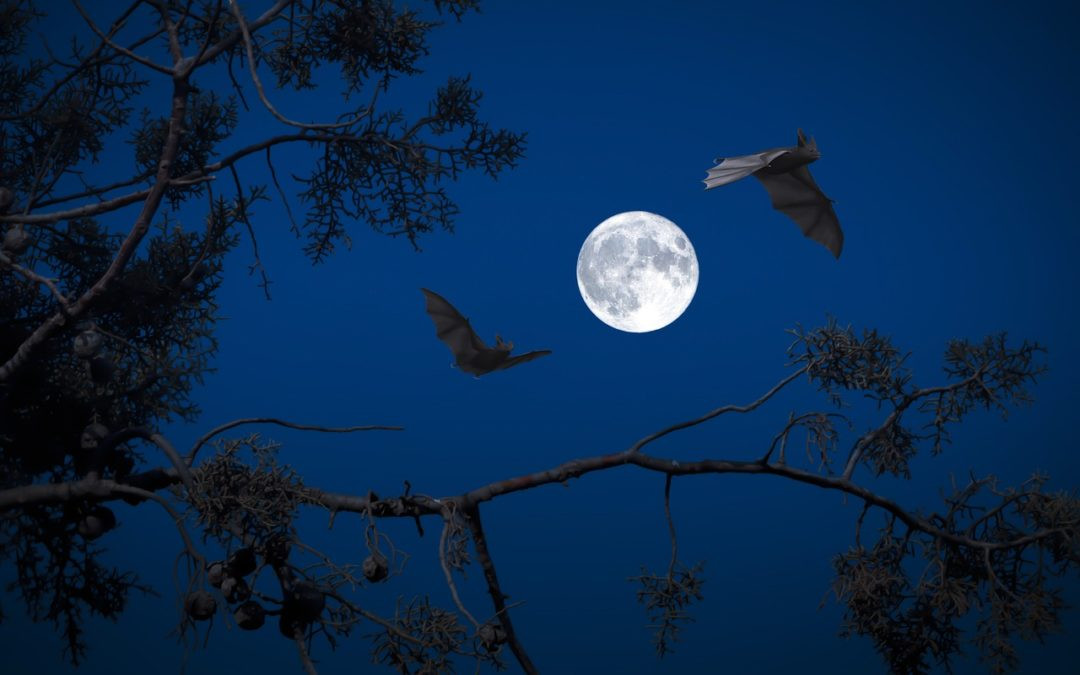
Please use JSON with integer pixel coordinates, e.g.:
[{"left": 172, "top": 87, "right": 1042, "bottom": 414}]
[{"left": 0, "top": 2, "right": 1076, "bottom": 674}]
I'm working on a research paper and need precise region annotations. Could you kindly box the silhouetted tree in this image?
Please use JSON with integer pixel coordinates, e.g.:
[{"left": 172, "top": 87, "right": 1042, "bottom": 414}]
[{"left": 0, "top": 2, "right": 1076, "bottom": 674}]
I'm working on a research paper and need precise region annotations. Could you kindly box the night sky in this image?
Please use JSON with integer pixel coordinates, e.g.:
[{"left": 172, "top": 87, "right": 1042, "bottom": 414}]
[{"left": 4, "top": 1, "right": 1080, "bottom": 673}]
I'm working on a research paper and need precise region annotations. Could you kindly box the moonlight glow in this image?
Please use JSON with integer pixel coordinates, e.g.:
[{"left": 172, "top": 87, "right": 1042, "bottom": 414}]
[{"left": 576, "top": 211, "right": 699, "bottom": 333}]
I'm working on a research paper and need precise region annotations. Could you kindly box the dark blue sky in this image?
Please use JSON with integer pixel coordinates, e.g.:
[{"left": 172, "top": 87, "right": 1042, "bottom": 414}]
[{"left": 5, "top": 1, "right": 1080, "bottom": 673}]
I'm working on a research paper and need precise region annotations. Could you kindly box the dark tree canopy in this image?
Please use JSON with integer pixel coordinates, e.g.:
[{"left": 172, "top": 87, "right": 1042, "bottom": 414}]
[
  {"left": 0, "top": 0, "right": 522, "bottom": 666},
  {"left": 0, "top": 2, "right": 1076, "bottom": 674}
]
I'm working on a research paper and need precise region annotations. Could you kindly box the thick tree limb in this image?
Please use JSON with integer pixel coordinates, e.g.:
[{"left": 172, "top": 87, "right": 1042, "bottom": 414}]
[{"left": 463, "top": 504, "right": 538, "bottom": 674}]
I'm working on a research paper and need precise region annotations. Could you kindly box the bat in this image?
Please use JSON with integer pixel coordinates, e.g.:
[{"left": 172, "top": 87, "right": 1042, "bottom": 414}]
[
  {"left": 420, "top": 288, "right": 551, "bottom": 377},
  {"left": 703, "top": 129, "right": 843, "bottom": 258}
]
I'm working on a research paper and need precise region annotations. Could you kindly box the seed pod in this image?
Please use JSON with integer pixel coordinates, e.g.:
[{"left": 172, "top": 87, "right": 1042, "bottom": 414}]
[
  {"left": 120, "top": 490, "right": 147, "bottom": 506},
  {"left": 221, "top": 576, "right": 251, "bottom": 604},
  {"left": 109, "top": 452, "right": 135, "bottom": 479},
  {"left": 73, "top": 331, "right": 103, "bottom": 359},
  {"left": 77, "top": 506, "right": 116, "bottom": 540},
  {"left": 478, "top": 623, "right": 507, "bottom": 652},
  {"left": 89, "top": 356, "right": 115, "bottom": 384},
  {"left": 180, "top": 262, "right": 210, "bottom": 290},
  {"left": 362, "top": 553, "right": 388, "bottom": 583},
  {"left": 234, "top": 600, "right": 265, "bottom": 630},
  {"left": 2, "top": 227, "right": 30, "bottom": 254},
  {"left": 0, "top": 187, "right": 13, "bottom": 214},
  {"left": 80, "top": 422, "right": 109, "bottom": 450},
  {"left": 262, "top": 534, "right": 291, "bottom": 565},
  {"left": 186, "top": 590, "right": 216, "bottom": 621},
  {"left": 206, "top": 561, "right": 226, "bottom": 588},
  {"left": 285, "top": 581, "right": 325, "bottom": 623},
  {"left": 278, "top": 609, "right": 304, "bottom": 640},
  {"left": 226, "top": 547, "right": 257, "bottom": 577}
]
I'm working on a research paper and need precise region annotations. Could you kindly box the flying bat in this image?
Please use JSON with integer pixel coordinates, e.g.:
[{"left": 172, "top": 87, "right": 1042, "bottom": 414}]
[
  {"left": 420, "top": 288, "right": 551, "bottom": 377},
  {"left": 703, "top": 129, "right": 843, "bottom": 258}
]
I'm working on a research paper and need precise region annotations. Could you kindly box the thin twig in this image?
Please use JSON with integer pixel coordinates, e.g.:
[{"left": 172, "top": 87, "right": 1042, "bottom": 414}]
[
  {"left": 186, "top": 417, "right": 403, "bottom": 464},
  {"left": 70, "top": 0, "right": 175, "bottom": 75},
  {"left": 226, "top": 0, "right": 368, "bottom": 131},
  {"left": 0, "top": 250, "right": 71, "bottom": 310},
  {"left": 0, "top": 2, "right": 155, "bottom": 122},
  {"left": 266, "top": 145, "right": 300, "bottom": 235},
  {"left": 292, "top": 625, "right": 320, "bottom": 675},
  {"left": 438, "top": 505, "right": 480, "bottom": 630},
  {"left": 110, "top": 483, "right": 203, "bottom": 565},
  {"left": 228, "top": 163, "right": 272, "bottom": 298},
  {"left": 841, "top": 374, "right": 985, "bottom": 479},
  {"left": 32, "top": 172, "right": 152, "bottom": 208},
  {"left": 628, "top": 365, "right": 810, "bottom": 453},
  {"left": 662, "top": 474, "right": 677, "bottom": 580}
]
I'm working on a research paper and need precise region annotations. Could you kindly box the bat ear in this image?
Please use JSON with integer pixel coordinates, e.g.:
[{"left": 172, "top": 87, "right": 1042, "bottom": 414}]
[{"left": 797, "top": 129, "right": 807, "bottom": 147}]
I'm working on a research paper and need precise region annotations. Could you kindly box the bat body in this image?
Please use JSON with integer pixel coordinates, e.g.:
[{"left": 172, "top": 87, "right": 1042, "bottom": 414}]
[
  {"left": 704, "top": 129, "right": 843, "bottom": 258},
  {"left": 420, "top": 288, "right": 551, "bottom": 377}
]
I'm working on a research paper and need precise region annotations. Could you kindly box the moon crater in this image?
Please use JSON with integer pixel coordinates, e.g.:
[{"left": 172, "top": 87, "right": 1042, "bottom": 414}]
[{"left": 576, "top": 211, "right": 699, "bottom": 333}]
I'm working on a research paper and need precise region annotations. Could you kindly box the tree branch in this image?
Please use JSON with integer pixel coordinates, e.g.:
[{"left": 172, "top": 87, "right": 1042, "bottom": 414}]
[
  {"left": 0, "top": 249, "right": 71, "bottom": 310},
  {"left": 195, "top": 0, "right": 290, "bottom": 66},
  {"left": 0, "top": 1, "right": 159, "bottom": 121},
  {"left": 70, "top": 0, "right": 175, "bottom": 75},
  {"left": 841, "top": 374, "right": 985, "bottom": 479},
  {"left": 185, "top": 417, "right": 403, "bottom": 465},
  {"left": 628, "top": 364, "right": 810, "bottom": 453},
  {"left": 0, "top": 71, "right": 191, "bottom": 382},
  {"left": 463, "top": 504, "right": 538, "bottom": 674},
  {"left": 226, "top": 0, "right": 366, "bottom": 131}
]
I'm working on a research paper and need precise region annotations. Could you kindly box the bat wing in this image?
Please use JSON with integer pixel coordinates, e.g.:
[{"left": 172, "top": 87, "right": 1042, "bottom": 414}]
[
  {"left": 753, "top": 165, "right": 843, "bottom": 258},
  {"left": 494, "top": 349, "right": 552, "bottom": 372},
  {"left": 704, "top": 148, "right": 792, "bottom": 189},
  {"left": 421, "top": 288, "right": 489, "bottom": 367}
]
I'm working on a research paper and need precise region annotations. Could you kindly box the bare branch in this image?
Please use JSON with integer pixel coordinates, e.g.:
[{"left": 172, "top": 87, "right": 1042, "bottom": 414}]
[
  {"left": 70, "top": 0, "right": 175, "bottom": 75},
  {"left": 0, "top": 248, "right": 71, "bottom": 309},
  {"left": 438, "top": 505, "right": 480, "bottom": 630},
  {"left": 226, "top": 0, "right": 372, "bottom": 131},
  {"left": 110, "top": 483, "right": 203, "bottom": 566},
  {"left": 463, "top": 505, "right": 538, "bottom": 675},
  {"left": 628, "top": 364, "right": 810, "bottom": 453},
  {"left": 186, "top": 417, "right": 403, "bottom": 465}
]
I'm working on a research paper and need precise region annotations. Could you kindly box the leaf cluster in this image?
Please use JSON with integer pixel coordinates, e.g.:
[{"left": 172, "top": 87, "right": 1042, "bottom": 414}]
[
  {"left": 789, "top": 321, "right": 1046, "bottom": 478},
  {"left": 264, "top": 0, "right": 477, "bottom": 93},
  {"left": 919, "top": 334, "right": 1046, "bottom": 455},
  {"left": 294, "top": 71, "right": 525, "bottom": 260},
  {"left": 0, "top": 1, "right": 145, "bottom": 203},
  {"left": 1, "top": 209, "right": 235, "bottom": 479},
  {"left": 1, "top": 1, "right": 528, "bottom": 668},
  {"left": 189, "top": 434, "right": 315, "bottom": 546},
  {"left": 788, "top": 319, "right": 912, "bottom": 406},
  {"left": 832, "top": 474, "right": 1078, "bottom": 674},
  {"left": 628, "top": 561, "right": 705, "bottom": 657},
  {"left": 2, "top": 504, "right": 155, "bottom": 664},
  {"left": 131, "top": 89, "right": 238, "bottom": 208},
  {"left": 369, "top": 596, "right": 469, "bottom": 674}
]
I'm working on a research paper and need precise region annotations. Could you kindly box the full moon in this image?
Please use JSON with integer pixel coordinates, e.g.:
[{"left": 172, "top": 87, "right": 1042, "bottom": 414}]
[{"left": 576, "top": 211, "right": 699, "bottom": 333}]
